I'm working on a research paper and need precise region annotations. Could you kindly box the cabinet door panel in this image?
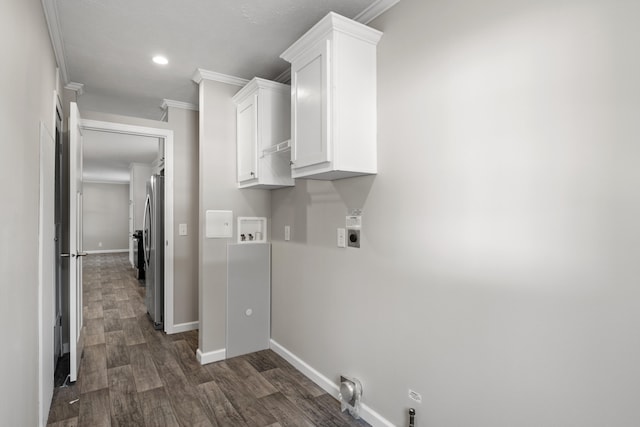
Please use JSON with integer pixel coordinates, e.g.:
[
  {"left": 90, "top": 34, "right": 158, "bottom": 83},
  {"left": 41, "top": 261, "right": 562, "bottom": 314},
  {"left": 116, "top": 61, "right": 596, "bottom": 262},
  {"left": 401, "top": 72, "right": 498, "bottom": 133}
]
[
  {"left": 237, "top": 95, "right": 258, "bottom": 182},
  {"left": 292, "top": 41, "right": 329, "bottom": 168}
]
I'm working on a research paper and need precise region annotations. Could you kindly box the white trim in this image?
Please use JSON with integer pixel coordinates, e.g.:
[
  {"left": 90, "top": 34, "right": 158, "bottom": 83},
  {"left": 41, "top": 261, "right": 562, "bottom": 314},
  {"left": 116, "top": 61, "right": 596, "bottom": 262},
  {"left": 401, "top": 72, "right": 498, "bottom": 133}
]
[
  {"left": 39, "top": 94, "right": 63, "bottom": 427},
  {"left": 270, "top": 340, "right": 395, "bottom": 427},
  {"left": 83, "top": 180, "right": 129, "bottom": 185},
  {"left": 171, "top": 321, "right": 199, "bottom": 333},
  {"left": 232, "top": 77, "right": 289, "bottom": 104},
  {"left": 41, "top": 0, "right": 69, "bottom": 83},
  {"left": 353, "top": 0, "right": 402, "bottom": 24},
  {"left": 264, "top": 1, "right": 401, "bottom": 86},
  {"left": 85, "top": 249, "right": 128, "bottom": 254},
  {"left": 281, "top": 12, "right": 382, "bottom": 63},
  {"left": 161, "top": 99, "right": 199, "bottom": 111},
  {"left": 196, "top": 348, "right": 226, "bottom": 365},
  {"left": 79, "top": 119, "right": 176, "bottom": 336},
  {"left": 65, "top": 82, "right": 85, "bottom": 96},
  {"left": 38, "top": 121, "right": 56, "bottom": 427},
  {"left": 273, "top": 67, "right": 291, "bottom": 84},
  {"left": 192, "top": 68, "right": 249, "bottom": 87}
]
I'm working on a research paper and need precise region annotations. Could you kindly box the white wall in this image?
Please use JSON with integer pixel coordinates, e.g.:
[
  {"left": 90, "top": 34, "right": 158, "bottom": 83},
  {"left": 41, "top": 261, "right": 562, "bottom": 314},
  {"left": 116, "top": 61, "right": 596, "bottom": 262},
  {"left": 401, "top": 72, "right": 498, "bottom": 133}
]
[
  {"left": 83, "top": 182, "right": 129, "bottom": 251},
  {"left": 167, "top": 106, "right": 199, "bottom": 325},
  {"left": 198, "top": 79, "right": 271, "bottom": 355},
  {"left": 270, "top": 0, "right": 640, "bottom": 426},
  {"left": 0, "top": 0, "right": 59, "bottom": 425}
]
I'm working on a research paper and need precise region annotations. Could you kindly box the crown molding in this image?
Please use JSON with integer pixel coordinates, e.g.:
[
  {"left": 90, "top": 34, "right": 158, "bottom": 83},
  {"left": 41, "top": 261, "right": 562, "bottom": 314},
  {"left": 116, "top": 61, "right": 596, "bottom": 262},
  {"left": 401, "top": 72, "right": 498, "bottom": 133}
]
[
  {"left": 192, "top": 68, "right": 249, "bottom": 87},
  {"left": 64, "top": 82, "right": 84, "bottom": 96},
  {"left": 273, "top": 67, "right": 291, "bottom": 84},
  {"left": 232, "top": 77, "right": 290, "bottom": 104},
  {"left": 41, "top": 0, "right": 69, "bottom": 83},
  {"left": 161, "top": 99, "right": 199, "bottom": 111},
  {"left": 354, "top": 0, "right": 401, "bottom": 24},
  {"left": 281, "top": 12, "right": 382, "bottom": 63}
]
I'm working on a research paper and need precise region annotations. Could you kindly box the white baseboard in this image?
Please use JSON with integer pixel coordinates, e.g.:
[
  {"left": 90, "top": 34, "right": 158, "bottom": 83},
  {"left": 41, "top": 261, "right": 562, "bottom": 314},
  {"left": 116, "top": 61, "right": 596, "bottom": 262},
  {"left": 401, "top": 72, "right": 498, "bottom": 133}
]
[
  {"left": 167, "top": 321, "right": 198, "bottom": 334},
  {"left": 270, "top": 339, "right": 394, "bottom": 427},
  {"left": 196, "top": 348, "right": 226, "bottom": 365},
  {"left": 85, "top": 249, "right": 128, "bottom": 254}
]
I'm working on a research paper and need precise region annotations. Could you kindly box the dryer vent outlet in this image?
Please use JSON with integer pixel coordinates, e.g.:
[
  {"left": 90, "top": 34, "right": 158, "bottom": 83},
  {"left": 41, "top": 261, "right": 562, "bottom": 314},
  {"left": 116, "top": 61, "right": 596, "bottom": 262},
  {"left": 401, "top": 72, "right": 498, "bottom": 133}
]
[{"left": 339, "top": 375, "right": 363, "bottom": 419}]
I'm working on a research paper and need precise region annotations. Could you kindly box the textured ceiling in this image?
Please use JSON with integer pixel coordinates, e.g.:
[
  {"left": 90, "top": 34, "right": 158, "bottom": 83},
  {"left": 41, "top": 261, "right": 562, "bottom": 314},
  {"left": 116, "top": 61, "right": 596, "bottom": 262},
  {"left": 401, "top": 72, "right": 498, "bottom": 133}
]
[{"left": 54, "top": 0, "right": 376, "bottom": 119}]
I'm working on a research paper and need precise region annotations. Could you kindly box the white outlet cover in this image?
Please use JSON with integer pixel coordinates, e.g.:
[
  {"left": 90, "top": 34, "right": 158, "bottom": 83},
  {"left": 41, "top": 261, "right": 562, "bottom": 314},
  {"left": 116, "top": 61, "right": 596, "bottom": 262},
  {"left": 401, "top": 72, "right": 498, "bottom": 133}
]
[{"left": 284, "top": 225, "right": 290, "bottom": 241}]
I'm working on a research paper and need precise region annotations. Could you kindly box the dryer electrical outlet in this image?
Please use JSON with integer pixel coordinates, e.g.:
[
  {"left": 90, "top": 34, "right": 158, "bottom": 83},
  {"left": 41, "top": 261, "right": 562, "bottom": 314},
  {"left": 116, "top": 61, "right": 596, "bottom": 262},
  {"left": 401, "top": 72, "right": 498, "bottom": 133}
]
[{"left": 347, "top": 229, "right": 360, "bottom": 248}]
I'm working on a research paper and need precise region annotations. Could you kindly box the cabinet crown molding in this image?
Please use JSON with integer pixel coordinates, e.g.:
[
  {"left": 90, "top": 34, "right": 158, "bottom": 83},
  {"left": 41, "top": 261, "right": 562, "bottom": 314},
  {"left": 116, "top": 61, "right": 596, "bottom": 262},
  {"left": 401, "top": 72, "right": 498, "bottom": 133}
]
[
  {"left": 65, "top": 82, "right": 84, "bottom": 96},
  {"left": 192, "top": 68, "right": 249, "bottom": 87},
  {"left": 232, "top": 77, "right": 290, "bottom": 104},
  {"left": 280, "top": 12, "right": 382, "bottom": 63},
  {"left": 161, "top": 99, "right": 199, "bottom": 111}
]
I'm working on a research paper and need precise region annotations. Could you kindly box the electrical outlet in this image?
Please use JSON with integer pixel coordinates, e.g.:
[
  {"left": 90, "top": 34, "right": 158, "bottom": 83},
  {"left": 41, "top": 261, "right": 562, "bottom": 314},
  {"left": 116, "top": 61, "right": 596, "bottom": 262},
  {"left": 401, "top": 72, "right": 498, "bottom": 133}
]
[
  {"left": 98, "top": 242, "right": 102, "bottom": 247},
  {"left": 337, "top": 228, "right": 346, "bottom": 248},
  {"left": 284, "top": 225, "right": 290, "bottom": 241},
  {"left": 347, "top": 229, "right": 360, "bottom": 248},
  {"left": 408, "top": 389, "right": 422, "bottom": 403},
  {"left": 179, "top": 223, "right": 188, "bottom": 236}
]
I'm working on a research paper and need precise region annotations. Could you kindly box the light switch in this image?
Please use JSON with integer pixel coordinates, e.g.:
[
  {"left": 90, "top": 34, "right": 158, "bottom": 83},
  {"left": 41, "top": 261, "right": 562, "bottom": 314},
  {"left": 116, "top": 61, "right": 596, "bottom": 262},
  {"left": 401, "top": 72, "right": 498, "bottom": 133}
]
[
  {"left": 179, "top": 223, "right": 188, "bottom": 236},
  {"left": 284, "top": 225, "right": 291, "bottom": 241},
  {"left": 337, "top": 228, "right": 346, "bottom": 248}
]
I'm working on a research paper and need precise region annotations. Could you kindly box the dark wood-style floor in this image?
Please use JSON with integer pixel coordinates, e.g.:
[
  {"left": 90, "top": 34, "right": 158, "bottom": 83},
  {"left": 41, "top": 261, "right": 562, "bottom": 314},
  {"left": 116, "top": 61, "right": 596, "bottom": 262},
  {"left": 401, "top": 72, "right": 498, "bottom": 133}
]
[{"left": 47, "top": 253, "right": 369, "bottom": 427}]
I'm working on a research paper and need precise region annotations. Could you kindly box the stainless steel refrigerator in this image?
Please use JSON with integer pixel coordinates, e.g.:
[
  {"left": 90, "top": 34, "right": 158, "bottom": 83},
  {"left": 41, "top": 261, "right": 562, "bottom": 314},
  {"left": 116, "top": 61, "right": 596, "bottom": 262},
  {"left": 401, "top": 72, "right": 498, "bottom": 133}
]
[{"left": 143, "top": 174, "right": 164, "bottom": 330}]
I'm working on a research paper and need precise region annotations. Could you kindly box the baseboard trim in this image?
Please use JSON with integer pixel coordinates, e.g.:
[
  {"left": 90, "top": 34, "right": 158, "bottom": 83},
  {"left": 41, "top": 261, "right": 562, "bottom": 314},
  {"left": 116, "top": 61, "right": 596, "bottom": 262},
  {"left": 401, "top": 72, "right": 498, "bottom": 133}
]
[
  {"left": 270, "top": 339, "right": 394, "bottom": 427},
  {"left": 85, "top": 249, "right": 128, "bottom": 254},
  {"left": 196, "top": 348, "right": 226, "bottom": 365},
  {"left": 167, "top": 321, "right": 198, "bottom": 334}
]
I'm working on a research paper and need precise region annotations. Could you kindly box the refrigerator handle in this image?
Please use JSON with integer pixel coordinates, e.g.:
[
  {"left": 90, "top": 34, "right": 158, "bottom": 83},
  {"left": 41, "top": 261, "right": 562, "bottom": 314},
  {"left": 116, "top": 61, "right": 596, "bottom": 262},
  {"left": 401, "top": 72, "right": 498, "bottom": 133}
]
[{"left": 142, "top": 194, "right": 151, "bottom": 267}]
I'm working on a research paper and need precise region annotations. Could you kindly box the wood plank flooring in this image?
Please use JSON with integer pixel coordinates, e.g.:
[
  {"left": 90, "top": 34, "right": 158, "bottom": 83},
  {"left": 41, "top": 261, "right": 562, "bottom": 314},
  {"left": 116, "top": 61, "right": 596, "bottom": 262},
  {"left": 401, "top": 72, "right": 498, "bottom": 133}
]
[{"left": 47, "top": 253, "right": 369, "bottom": 427}]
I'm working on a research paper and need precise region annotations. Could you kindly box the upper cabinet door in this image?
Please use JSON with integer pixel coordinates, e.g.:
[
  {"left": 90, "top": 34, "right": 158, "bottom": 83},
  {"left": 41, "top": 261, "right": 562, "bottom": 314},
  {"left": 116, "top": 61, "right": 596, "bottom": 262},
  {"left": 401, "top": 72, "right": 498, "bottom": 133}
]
[
  {"left": 236, "top": 94, "right": 258, "bottom": 183},
  {"left": 281, "top": 12, "right": 382, "bottom": 180},
  {"left": 291, "top": 39, "right": 330, "bottom": 170},
  {"left": 233, "top": 78, "right": 294, "bottom": 189}
]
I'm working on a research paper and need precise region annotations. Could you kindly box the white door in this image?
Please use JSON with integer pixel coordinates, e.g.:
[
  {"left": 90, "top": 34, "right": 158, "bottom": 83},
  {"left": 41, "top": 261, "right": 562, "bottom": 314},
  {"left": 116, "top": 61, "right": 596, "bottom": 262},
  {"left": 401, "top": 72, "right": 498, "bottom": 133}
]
[
  {"left": 237, "top": 94, "right": 258, "bottom": 183},
  {"left": 291, "top": 40, "right": 330, "bottom": 169},
  {"left": 69, "top": 102, "right": 86, "bottom": 382}
]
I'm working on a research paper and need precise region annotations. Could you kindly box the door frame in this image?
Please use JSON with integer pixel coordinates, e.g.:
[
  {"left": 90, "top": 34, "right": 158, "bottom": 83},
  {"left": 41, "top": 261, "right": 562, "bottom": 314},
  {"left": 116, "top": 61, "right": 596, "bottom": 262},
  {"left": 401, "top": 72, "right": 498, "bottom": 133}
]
[
  {"left": 80, "top": 119, "right": 176, "bottom": 333},
  {"left": 37, "top": 121, "right": 56, "bottom": 427},
  {"left": 38, "top": 90, "right": 63, "bottom": 427}
]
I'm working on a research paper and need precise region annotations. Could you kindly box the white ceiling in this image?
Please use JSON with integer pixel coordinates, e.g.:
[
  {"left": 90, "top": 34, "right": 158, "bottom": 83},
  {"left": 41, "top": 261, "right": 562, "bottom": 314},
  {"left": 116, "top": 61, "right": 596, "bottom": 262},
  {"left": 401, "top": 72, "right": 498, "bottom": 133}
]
[
  {"left": 45, "top": 0, "right": 395, "bottom": 120},
  {"left": 83, "top": 130, "right": 159, "bottom": 183}
]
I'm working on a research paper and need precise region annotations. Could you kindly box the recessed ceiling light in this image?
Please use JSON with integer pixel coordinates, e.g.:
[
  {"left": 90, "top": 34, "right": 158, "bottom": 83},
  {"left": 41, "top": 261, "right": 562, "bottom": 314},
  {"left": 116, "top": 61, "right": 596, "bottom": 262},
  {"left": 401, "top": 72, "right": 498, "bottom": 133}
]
[{"left": 152, "top": 55, "right": 168, "bottom": 65}]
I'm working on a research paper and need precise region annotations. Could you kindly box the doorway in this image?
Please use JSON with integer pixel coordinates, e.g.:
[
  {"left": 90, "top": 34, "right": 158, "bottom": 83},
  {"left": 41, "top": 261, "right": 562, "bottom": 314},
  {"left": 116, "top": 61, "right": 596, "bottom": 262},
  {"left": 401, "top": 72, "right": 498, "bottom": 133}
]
[
  {"left": 79, "top": 118, "right": 175, "bottom": 334},
  {"left": 50, "top": 118, "right": 175, "bottom": 386}
]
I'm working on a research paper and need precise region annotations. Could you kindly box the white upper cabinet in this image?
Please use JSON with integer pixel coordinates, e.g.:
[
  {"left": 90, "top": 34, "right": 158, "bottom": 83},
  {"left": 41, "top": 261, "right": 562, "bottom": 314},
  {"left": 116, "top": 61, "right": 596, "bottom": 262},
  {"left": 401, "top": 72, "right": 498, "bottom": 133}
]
[
  {"left": 281, "top": 12, "right": 382, "bottom": 180},
  {"left": 232, "top": 77, "right": 293, "bottom": 189}
]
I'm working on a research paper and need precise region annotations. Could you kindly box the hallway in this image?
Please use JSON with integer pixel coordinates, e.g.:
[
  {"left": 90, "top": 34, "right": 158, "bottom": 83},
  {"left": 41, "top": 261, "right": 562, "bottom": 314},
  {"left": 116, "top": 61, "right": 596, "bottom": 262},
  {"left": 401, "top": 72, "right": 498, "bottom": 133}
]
[{"left": 46, "top": 253, "right": 368, "bottom": 426}]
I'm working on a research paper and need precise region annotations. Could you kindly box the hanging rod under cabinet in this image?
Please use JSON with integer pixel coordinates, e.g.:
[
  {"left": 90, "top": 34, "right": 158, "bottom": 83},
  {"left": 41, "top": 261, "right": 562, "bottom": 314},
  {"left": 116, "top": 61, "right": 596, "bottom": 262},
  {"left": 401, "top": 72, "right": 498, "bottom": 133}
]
[{"left": 261, "top": 140, "right": 291, "bottom": 158}]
